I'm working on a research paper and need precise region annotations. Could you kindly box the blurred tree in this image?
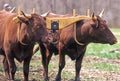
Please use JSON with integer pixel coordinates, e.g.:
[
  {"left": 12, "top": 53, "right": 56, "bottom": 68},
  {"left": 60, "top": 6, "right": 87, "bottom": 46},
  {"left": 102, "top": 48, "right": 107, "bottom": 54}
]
[{"left": 0, "top": 0, "right": 120, "bottom": 27}]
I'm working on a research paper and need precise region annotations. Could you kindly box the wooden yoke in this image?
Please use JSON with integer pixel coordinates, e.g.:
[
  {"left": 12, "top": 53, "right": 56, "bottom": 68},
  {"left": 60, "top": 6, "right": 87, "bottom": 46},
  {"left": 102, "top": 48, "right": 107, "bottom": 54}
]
[{"left": 46, "top": 9, "right": 92, "bottom": 30}]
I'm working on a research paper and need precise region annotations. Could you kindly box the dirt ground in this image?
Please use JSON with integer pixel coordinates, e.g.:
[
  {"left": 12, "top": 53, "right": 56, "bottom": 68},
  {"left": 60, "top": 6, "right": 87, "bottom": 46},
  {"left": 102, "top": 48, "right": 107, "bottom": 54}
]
[{"left": 0, "top": 55, "right": 120, "bottom": 81}]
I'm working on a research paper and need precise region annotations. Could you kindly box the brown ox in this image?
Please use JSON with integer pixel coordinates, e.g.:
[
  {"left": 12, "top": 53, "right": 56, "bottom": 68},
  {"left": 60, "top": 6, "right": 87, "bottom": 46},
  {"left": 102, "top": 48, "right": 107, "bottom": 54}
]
[
  {"left": 34, "top": 12, "right": 117, "bottom": 81},
  {"left": 0, "top": 11, "right": 49, "bottom": 81}
]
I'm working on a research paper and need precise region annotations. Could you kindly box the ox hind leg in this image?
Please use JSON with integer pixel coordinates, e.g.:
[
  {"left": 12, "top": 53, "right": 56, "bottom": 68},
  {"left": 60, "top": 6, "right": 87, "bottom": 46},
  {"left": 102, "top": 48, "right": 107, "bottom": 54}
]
[
  {"left": 6, "top": 53, "right": 17, "bottom": 80},
  {"left": 23, "top": 56, "right": 32, "bottom": 81},
  {"left": 55, "top": 53, "right": 65, "bottom": 81},
  {"left": 42, "top": 51, "right": 53, "bottom": 81}
]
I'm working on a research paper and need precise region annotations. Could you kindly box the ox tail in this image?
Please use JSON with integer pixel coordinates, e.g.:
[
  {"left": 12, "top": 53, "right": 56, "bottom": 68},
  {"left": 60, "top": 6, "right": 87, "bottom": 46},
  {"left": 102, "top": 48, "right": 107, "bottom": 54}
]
[{"left": 33, "top": 44, "right": 39, "bottom": 55}]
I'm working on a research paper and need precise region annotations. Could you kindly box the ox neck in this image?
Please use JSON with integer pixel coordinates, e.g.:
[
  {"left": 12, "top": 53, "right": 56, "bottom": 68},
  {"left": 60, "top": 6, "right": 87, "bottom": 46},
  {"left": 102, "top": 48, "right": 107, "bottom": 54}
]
[{"left": 17, "top": 22, "right": 33, "bottom": 45}]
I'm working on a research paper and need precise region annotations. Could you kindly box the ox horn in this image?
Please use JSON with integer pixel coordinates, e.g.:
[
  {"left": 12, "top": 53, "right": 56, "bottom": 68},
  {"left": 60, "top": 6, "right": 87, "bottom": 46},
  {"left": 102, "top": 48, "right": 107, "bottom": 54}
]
[
  {"left": 41, "top": 11, "right": 50, "bottom": 17},
  {"left": 99, "top": 9, "right": 104, "bottom": 17},
  {"left": 20, "top": 11, "right": 32, "bottom": 19}
]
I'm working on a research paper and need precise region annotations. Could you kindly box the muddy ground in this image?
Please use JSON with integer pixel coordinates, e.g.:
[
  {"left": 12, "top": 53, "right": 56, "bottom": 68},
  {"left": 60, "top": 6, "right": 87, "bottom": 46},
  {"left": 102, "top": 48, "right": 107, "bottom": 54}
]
[{"left": 0, "top": 55, "right": 119, "bottom": 81}]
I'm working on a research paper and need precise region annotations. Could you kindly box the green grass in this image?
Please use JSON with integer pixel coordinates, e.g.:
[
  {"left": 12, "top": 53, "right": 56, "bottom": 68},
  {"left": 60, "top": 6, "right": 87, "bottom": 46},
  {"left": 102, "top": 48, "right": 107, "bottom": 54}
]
[
  {"left": 83, "top": 62, "right": 120, "bottom": 71},
  {"left": 85, "top": 43, "right": 120, "bottom": 59}
]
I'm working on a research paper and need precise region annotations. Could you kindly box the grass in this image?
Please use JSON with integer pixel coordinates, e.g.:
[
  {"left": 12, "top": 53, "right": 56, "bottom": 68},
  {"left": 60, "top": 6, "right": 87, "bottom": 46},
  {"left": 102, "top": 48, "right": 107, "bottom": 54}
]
[
  {"left": 85, "top": 43, "right": 120, "bottom": 59},
  {"left": 83, "top": 62, "right": 120, "bottom": 71}
]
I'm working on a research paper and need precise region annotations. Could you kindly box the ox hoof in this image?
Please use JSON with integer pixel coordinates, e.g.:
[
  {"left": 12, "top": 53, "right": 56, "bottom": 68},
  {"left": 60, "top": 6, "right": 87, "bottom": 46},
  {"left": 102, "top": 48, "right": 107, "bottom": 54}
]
[
  {"left": 55, "top": 77, "right": 61, "bottom": 81},
  {"left": 6, "top": 78, "right": 14, "bottom": 81}
]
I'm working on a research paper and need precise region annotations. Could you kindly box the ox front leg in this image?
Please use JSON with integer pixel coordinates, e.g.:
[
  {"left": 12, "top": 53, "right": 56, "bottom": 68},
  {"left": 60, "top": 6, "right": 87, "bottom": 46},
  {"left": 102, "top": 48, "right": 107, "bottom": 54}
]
[
  {"left": 23, "top": 56, "right": 32, "bottom": 81},
  {"left": 3, "top": 56, "right": 10, "bottom": 80},
  {"left": 55, "top": 53, "right": 65, "bottom": 81},
  {"left": 6, "top": 53, "right": 16, "bottom": 80},
  {"left": 41, "top": 51, "right": 49, "bottom": 81},
  {"left": 75, "top": 51, "right": 85, "bottom": 81},
  {"left": 75, "top": 60, "right": 81, "bottom": 81}
]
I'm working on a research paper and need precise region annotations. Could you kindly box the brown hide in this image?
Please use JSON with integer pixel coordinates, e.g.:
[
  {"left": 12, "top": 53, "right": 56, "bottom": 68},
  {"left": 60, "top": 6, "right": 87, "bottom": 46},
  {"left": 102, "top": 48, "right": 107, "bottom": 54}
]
[
  {"left": 37, "top": 12, "right": 117, "bottom": 81},
  {"left": 0, "top": 12, "right": 48, "bottom": 81},
  {"left": 0, "top": 12, "right": 10, "bottom": 49}
]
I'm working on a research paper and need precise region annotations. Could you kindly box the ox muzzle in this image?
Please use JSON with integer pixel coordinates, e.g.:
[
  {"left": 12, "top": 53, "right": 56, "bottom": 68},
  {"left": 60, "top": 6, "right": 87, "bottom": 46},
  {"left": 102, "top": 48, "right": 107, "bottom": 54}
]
[{"left": 46, "top": 31, "right": 60, "bottom": 44}]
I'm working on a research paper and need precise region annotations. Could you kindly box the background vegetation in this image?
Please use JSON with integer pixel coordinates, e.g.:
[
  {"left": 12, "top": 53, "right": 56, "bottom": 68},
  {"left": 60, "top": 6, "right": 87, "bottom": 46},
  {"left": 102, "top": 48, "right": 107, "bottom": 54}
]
[{"left": 0, "top": 0, "right": 120, "bottom": 28}]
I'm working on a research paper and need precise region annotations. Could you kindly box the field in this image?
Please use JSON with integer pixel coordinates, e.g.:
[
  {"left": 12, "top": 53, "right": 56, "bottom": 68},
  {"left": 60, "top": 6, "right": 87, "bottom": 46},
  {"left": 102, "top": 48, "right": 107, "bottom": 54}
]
[{"left": 0, "top": 28, "right": 120, "bottom": 81}]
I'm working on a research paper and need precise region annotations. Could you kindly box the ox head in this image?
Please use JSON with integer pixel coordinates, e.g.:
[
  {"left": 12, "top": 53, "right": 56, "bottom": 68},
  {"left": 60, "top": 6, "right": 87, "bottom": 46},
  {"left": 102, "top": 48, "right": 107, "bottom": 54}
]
[
  {"left": 79, "top": 11, "right": 117, "bottom": 45},
  {"left": 16, "top": 11, "right": 48, "bottom": 43}
]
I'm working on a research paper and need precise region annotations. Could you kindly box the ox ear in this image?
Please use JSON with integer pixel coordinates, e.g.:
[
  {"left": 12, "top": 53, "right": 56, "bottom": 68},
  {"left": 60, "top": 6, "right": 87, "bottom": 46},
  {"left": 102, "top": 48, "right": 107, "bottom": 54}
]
[
  {"left": 92, "top": 13, "right": 94, "bottom": 18},
  {"left": 16, "top": 11, "right": 32, "bottom": 24},
  {"left": 92, "top": 13, "right": 97, "bottom": 20},
  {"left": 17, "top": 16, "right": 29, "bottom": 24},
  {"left": 21, "top": 11, "right": 32, "bottom": 19},
  {"left": 92, "top": 13, "right": 99, "bottom": 28},
  {"left": 13, "top": 11, "right": 32, "bottom": 24}
]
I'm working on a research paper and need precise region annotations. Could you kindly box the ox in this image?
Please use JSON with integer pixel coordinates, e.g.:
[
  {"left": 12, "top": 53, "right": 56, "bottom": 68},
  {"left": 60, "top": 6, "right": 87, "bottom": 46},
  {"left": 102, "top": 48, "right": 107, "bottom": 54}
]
[
  {"left": 0, "top": 11, "right": 49, "bottom": 81},
  {"left": 34, "top": 12, "right": 117, "bottom": 81}
]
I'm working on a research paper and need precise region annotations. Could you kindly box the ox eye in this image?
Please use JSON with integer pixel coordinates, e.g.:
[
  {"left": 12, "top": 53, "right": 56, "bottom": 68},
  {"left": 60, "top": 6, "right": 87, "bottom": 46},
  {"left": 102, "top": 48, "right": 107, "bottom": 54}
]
[{"left": 104, "top": 20, "right": 106, "bottom": 23}]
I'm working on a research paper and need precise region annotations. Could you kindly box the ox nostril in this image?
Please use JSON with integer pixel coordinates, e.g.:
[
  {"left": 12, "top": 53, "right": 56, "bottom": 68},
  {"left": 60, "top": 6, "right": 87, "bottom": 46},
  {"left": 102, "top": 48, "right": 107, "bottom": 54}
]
[
  {"left": 110, "top": 39, "right": 117, "bottom": 45},
  {"left": 113, "top": 38, "right": 117, "bottom": 44},
  {"left": 114, "top": 40, "right": 117, "bottom": 44}
]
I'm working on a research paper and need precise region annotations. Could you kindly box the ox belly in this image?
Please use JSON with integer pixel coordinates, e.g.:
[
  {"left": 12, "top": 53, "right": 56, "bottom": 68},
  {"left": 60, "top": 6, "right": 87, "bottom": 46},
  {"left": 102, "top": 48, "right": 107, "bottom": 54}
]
[
  {"left": 64, "top": 48, "right": 78, "bottom": 60},
  {"left": 14, "top": 51, "right": 27, "bottom": 62},
  {"left": 13, "top": 45, "right": 33, "bottom": 62},
  {"left": 62, "top": 43, "right": 86, "bottom": 60}
]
